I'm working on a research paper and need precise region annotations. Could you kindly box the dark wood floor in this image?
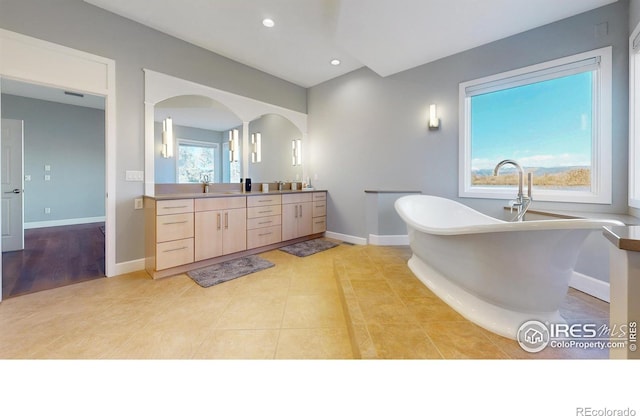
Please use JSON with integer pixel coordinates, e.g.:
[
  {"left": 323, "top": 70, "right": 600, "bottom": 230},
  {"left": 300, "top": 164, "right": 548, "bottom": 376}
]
[{"left": 2, "top": 222, "right": 105, "bottom": 299}]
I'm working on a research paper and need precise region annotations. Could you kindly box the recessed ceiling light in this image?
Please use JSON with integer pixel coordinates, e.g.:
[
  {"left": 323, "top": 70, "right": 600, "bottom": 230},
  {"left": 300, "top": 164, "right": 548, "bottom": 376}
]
[
  {"left": 262, "top": 18, "right": 275, "bottom": 28},
  {"left": 330, "top": 59, "right": 341, "bottom": 66}
]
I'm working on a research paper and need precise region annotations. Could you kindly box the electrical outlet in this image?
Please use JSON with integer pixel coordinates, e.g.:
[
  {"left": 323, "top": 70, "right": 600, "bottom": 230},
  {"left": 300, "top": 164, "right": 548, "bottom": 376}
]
[
  {"left": 44, "top": 175, "right": 51, "bottom": 181},
  {"left": 134, "top": 198, "right": 144, "bottom": 210},
  {"left": 25, "top": 175, "right": 31, "bottom": 182},
  {"left": 44, "top": 207, "right": 51, "bottom": 214}
]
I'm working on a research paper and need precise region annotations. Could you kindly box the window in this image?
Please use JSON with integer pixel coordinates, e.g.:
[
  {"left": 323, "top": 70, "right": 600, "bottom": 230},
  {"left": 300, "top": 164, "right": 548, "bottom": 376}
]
[
  {"left": 177, "top": 139, "right": 218, "bottom": 183},
  {"left": 459, "top": 47, "right": 612, "bottom": 204},
  {"left": 630, "top": 25, "right": 640, "bottom": 209}
]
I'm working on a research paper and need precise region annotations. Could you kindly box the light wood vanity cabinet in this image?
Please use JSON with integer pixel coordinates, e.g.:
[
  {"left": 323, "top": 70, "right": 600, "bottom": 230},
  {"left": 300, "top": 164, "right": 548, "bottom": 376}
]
[
  {"left": 146, "top": 191, "right": 327, "bottom": 279},
  {"left": 194, "top": 197, "right": 246, "bottom": 261},
  {"left": 312, "top": 192, "right": 327, "bottom": 234},
  {"left": 246, "top": 194, "right": 282, "bottom": 249},
  {"left": 282, "top": 193, "right": 313, "bottom": 241},
  {"left": 151, "top": 199, "right": 195, "bottom": 271}
]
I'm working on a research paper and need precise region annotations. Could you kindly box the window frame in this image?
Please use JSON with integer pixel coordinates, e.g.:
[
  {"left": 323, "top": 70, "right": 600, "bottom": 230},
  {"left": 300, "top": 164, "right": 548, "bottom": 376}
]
[
  {"left": 458, "top": 47, "right": 612, "bottom": 204},
  {"left": 629, "top": 23, "right": 640, "bottom": 209},
  {"left": 175, "top": 138, "right": 219, "bottom": 184}
]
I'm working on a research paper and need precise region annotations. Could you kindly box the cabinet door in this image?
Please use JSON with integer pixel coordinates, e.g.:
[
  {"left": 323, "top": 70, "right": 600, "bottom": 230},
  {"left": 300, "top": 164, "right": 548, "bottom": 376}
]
[
  {"left": 297, "top": 201, "right": 313, "bottom": 237},
  {"left": 222, "top": 208, "right": 247, "bottom": 255},
  {"left": 195, "top": 210, "right": 223, "bottom": 261},
  {"left": 282, "top": 202, "right": 313, "bottom": 240},
  {"left": 282, "top": 203, "right": 298, "bottom": 241}
]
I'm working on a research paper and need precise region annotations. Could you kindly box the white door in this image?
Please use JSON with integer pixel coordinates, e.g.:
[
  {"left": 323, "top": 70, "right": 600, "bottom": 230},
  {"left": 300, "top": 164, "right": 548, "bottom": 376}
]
[{"left": 1, "top": 119, "right": 24, "bottom": 252}]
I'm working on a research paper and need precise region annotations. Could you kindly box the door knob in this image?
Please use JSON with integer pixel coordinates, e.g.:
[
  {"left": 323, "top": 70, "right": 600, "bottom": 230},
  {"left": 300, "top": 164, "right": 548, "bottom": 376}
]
[{"left": 4, "top": 188, "right": 21, "bottom": 194}]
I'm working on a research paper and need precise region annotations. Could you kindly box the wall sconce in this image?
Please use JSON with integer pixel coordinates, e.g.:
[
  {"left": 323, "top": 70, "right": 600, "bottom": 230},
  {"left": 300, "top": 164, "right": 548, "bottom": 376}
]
[
  {"left": 162, "top": 117, "right": 174, "bottom": 158},
  {"left": 292, "top": 139, "right": 302, "bottom": 166},
  {"left": 229, "top": 129, "right": 239, "bottom": 162},
  {"left": 251, "top": 133, "right": 262, "bottom": 163},
  {"left": 429, "top": 104, "right": 440, "bottom": 129}
]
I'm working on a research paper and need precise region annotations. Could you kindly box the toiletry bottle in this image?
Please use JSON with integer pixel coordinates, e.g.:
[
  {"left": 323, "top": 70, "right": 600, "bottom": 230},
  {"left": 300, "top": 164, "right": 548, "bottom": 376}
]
[{"left": 245, "top": 178, "right": 252, "bottom": 192}]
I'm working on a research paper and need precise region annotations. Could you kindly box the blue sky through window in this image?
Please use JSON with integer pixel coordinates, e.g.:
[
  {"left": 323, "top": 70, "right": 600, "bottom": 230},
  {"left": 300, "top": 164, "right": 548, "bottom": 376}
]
[{"left": 470, "top": 71, "right": 593, "bottom": 172}]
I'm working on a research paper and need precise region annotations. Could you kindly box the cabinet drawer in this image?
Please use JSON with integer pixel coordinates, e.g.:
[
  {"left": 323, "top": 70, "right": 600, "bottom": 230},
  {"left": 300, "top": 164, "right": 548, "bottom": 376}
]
[
  {"left": 156, "top": 238, "right": 194, "bottom": 270},
  {"left": 282, "top": 193, "right": 312, "bottom": 204},
  {"left": 247, "top": 204, "right": 282, "bottom": 218},
  {"left": 312, "top": 201, "right": 327, "bottom": 217},
  {"left": 312, "top": 217, "right": 327, "bottom": 234},
  {"left": 247, "top": 194, "right": 282, "bottom": 207},
  {"left": 313, "top": 192, "right": 327, "bottom": 201},
  {"left": 156, "top": 212, "right": 194, "bottom": 242},
  {"left": 195, "top": 196, "right": 246, "bottom": 212},
  {"left": 247, "top": 225, "right": 282, "bottom": 249},
  {"left": 247, "top": 215, "right": 282, "bottom": 230},
  {"left": 157, "top": 199, "right": 193, "bottom": 215}
]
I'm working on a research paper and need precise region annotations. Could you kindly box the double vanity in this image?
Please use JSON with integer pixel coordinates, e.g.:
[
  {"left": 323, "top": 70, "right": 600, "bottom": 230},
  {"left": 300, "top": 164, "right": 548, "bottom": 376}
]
[
  {"left": 143, "top": 69, "right": 319, "bottom": 279},
  {"left": 144, "top": 188, "right": 327, "bottom": 279}
]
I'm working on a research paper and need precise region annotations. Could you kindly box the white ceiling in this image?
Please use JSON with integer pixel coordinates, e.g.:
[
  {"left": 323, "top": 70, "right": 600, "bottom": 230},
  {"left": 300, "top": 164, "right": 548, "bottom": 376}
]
[
  {"left": 83, "top": 0, "right": 618, "bottom": 88},
  {"left": 1, "top": 78, "right": 105, "bottom": 109}
]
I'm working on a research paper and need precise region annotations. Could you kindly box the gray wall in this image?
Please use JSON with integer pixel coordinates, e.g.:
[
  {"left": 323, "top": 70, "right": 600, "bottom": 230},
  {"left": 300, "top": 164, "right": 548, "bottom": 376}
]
[
  {"left": 0, "top": 0, "right": 633, "bottom": 265},
  {"left": 0, "top": 0, "right": 306, "bottom": 264},
  {"left": 631, "top": 0, "right": 640, "bottom": 30},
  {"left": 248, "top": 114, "right": 303, "bottom": 183},
  {"left": 1, "top": 94, "right": 105, "bottom": 224},
  {"left": 308, "top": 0, "right": 630, "bottom": 240}
]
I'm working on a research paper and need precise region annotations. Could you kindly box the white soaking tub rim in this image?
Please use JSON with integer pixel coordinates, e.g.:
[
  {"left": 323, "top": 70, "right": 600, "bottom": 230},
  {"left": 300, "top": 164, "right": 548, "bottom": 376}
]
[{"left": 394, "top": 194, "right": 624, "bottom": 236}]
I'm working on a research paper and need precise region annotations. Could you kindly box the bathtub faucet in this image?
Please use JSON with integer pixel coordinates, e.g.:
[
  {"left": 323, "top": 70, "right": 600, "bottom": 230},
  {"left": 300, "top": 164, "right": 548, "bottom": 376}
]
[{"left": 493, "top": 159, "right": 532, "bottom": 222}]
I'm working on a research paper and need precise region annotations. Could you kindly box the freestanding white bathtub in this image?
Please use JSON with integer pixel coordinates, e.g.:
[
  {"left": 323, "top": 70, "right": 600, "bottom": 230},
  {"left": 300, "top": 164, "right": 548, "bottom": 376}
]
[{"left": 394, "top": 195, "right": 624, "bottom": 340}]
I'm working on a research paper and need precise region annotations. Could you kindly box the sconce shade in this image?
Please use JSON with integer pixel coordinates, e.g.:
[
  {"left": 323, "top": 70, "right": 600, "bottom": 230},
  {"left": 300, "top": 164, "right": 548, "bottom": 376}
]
[
  {"left": 229, "top": 129, "right": 239, "bottom": 162},
  {"left": 251, "top": 133, "right": 262, "bottom": 163},
  {"left": 429, "top": 104, "right": 440, "bottom": 129},
  {"left": 162, "top": 117, "right": 173, "bottom": 158},
  {"left": 292, "top": 139, "right": 302, "bottom": 166}
]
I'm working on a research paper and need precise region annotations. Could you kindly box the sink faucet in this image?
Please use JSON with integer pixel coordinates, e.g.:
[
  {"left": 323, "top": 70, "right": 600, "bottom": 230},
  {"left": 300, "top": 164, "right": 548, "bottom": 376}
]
[
  {"left": 493, "top": 159, "right": 532, "bottom": 222},
  {"left": 202, "top": 174, "right": 210, "bottom": 193}
]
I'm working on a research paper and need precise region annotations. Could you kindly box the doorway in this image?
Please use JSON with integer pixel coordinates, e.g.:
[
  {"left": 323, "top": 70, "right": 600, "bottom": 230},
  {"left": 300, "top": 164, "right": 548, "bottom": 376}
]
[
  {"left": 1, "top": 80, "right": 107, "bottom": 298},
  {"left": 1, "top": 119, "right": 24, "bottom": 252}
]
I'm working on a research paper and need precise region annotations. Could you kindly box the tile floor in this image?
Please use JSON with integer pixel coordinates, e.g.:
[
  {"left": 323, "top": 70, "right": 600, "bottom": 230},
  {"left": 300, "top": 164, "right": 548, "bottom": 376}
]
[
  {"left": 0, "top": 242, "right": 610, "bottom": 359},
  {"left": 336, "top": 245, "right": 610, "bottom": 359}
]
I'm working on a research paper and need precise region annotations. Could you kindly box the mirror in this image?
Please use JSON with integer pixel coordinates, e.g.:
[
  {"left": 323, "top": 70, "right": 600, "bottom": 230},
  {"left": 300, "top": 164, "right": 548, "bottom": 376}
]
[
  {"left": 153, "top": 94, "right": 242, "bottom": 184},
  {"left": 248, "top": 114, "right": 303, "bottom": 183},
  {"left": 144, "top": 69, "right": 308, "bottom": 196}
]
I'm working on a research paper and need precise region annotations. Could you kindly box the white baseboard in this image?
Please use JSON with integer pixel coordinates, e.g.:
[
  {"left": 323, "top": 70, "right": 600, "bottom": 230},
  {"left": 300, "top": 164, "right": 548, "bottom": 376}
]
[
  {"left": 24, "top": 216, "right": 106, "bottom": 229},
  {"left": 325, "top": 231, "right": 367, "bottom": 245},
  {"left": 111, "top": 258, "right": 146, "bottom": 277},
  {"left": 569, "top": 271, "right": 610, "bottom": 302},
  {"left": 368, "top": 234, "right": 409, "bottom": 246}
]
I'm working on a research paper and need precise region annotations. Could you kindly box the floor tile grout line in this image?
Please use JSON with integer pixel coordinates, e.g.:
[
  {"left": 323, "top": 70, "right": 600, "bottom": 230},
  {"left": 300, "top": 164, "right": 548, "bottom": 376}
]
[{"left": 1, "top": 245, "right": 610, "bottom": 359}]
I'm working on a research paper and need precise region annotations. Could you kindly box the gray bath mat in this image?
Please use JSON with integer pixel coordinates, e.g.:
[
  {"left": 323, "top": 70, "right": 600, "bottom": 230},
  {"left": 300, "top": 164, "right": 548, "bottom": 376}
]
[
  {"left": 279, "top": 239, "right": 338, "bottom": 257},
  {"left": 187, "top": 255, "right": 274, "bottom": 288}
]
